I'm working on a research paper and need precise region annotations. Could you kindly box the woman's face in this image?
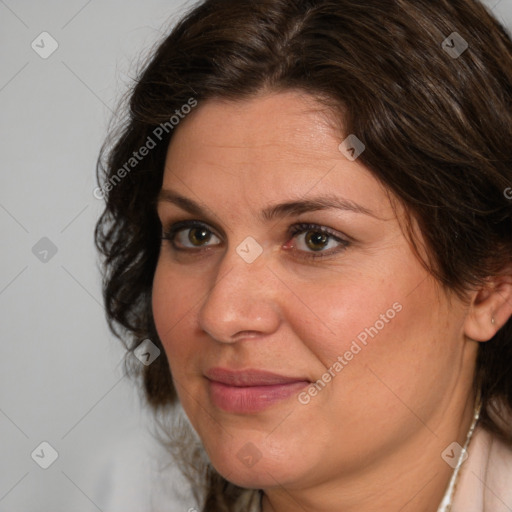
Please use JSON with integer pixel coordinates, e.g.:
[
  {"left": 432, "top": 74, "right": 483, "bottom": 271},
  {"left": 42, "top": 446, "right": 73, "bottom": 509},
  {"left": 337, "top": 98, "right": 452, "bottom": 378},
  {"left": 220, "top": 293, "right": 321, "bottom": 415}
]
[{"left": 152, "top": 91, "right": 477, "bottom": 492}]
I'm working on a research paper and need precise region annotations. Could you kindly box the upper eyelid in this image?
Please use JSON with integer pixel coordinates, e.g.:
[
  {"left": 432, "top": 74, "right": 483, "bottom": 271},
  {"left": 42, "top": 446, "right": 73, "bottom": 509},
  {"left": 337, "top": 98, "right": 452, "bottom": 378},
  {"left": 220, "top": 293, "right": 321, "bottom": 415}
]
[
  {"left": 290, "top": 223, "right": 347, "bottom": 239},
  {"left": 159, "top": 215, "right": 226, "bottom": 239},
  {"left": 164, "top": 220, "right": 220, "bottom": 237}
]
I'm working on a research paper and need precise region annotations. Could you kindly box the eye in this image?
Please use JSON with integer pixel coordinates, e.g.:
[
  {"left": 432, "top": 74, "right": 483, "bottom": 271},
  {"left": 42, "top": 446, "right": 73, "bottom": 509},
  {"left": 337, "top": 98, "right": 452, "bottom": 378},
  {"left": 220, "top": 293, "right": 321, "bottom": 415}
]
[
  {"left": 161, "top": 220, "right": 221, "bottom": 250},
  {"left": 287, "top": 223, "right": 350, "bottom": 260},
  {"left": 161, "top": 220, "right": 350, "bottom": 260}
]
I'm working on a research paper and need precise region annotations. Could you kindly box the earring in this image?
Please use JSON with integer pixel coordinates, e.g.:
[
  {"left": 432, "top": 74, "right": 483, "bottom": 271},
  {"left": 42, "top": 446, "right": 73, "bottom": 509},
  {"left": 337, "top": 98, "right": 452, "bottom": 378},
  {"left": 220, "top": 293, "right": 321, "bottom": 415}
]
[{"left": 491, "top": 316, "right": 496, "bottom": 325}]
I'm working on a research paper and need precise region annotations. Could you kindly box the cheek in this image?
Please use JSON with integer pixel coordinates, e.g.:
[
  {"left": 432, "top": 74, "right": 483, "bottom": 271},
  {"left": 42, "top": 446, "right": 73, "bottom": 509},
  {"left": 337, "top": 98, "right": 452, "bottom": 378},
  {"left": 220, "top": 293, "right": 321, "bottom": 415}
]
[
  {"left": 151, "top": 262, "right": 199, "bottom": 363},
  {"left": 296, "top": 267, "right": 448, "bottom": 405},
  {"left": 293, "top": 274, "right": 406, "bottom": 366},
  {"left": 152, "top": 263, "right": 173, "bottom": 338}
]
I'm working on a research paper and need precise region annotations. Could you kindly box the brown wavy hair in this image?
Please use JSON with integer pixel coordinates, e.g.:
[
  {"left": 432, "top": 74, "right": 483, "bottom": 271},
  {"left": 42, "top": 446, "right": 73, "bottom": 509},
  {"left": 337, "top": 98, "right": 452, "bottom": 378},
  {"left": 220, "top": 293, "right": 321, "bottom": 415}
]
[{"left": 95, "top": 0, "right": 512, "bottom": 509}]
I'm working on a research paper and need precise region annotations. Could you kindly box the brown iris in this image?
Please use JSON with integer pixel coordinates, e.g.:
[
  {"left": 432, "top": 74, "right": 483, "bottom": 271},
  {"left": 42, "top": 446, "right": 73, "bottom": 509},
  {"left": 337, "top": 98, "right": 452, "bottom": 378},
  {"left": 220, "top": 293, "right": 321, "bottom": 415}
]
[
  {"left": 305, "top": 231, "right": 329, "bottom": 251},
  {"left": 188, "top": 227, "right": 212, "bottom": 246}
]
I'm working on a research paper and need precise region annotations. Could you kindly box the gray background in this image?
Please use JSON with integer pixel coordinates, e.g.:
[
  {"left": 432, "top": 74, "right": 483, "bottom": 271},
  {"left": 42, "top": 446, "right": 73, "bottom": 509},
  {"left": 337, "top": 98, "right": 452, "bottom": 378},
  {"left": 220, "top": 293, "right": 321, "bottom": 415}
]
[{"left": 1, "top": 0, "right": 511, "bottom": 510}]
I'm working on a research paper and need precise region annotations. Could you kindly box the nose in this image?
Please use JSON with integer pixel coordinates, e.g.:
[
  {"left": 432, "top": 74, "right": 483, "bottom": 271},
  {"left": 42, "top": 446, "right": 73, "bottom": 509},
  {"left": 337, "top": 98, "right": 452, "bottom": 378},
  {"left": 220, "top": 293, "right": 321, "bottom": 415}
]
[{"left": 197, "top": 245, "right": 281, "bottom": 343}]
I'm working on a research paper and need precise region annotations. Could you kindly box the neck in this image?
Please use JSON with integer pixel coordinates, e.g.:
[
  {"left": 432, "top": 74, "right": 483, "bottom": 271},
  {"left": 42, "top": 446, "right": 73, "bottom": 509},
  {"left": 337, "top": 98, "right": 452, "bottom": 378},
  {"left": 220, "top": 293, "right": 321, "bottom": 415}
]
[{"left": 261, "top": 390, "right": 477, "bottom": 512}]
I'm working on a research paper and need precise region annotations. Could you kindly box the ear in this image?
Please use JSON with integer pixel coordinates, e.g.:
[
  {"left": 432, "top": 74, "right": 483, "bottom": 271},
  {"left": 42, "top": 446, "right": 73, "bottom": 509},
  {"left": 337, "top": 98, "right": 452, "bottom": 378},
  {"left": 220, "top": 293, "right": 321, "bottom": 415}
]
[{"left": 464, "top": 272, "right": 512, "bottom": 342}]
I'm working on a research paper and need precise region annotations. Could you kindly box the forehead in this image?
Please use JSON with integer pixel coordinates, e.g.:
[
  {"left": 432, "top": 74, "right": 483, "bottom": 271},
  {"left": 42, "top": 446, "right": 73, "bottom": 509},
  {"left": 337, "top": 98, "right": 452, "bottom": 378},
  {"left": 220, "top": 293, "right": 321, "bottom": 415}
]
[
  {"left": 165, "top": 91, "right": 338, "bottom": 162},
  {"left": 162, "top": 91, "right": 392, "bottom": 216}
]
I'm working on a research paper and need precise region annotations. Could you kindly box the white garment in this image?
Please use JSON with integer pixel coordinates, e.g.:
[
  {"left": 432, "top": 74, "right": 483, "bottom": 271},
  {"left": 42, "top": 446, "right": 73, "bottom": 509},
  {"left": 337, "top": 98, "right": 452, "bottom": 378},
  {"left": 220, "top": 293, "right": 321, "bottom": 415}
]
[{"left": 450, "top": 425, "right": 512, "bottom": 511}]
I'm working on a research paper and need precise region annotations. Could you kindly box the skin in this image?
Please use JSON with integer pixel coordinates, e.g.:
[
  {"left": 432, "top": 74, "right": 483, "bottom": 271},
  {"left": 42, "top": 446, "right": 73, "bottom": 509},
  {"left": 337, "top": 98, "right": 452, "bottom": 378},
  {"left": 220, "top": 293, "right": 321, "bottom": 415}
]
[{"left": 152, "top": 90, "right": 512, "bottom": 512}]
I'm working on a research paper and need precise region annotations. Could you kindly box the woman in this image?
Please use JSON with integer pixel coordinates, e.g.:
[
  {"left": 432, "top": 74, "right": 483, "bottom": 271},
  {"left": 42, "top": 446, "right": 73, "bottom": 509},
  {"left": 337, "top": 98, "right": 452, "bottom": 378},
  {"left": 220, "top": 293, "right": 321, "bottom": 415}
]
[{"left": 95, "top": 0, "right": 512, "bottom": 510}]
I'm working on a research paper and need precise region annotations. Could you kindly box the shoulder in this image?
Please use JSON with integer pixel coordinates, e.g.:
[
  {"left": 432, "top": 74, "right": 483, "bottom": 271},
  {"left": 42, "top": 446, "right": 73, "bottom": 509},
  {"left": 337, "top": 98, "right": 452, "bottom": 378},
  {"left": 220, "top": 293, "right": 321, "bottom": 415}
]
[
  {"left": 485, "top": 431, "right": 512, "bottom": 510},
  {"left": 453, "top": 425, "right": 512, "bottom": 512}
]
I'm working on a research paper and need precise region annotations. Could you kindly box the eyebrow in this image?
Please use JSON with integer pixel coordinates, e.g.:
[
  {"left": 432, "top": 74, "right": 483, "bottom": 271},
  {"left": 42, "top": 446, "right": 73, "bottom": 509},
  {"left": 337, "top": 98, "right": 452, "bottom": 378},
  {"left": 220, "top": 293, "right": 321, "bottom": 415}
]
[{"left": 156, "top": 189, "right": 376, "bottom": 222}]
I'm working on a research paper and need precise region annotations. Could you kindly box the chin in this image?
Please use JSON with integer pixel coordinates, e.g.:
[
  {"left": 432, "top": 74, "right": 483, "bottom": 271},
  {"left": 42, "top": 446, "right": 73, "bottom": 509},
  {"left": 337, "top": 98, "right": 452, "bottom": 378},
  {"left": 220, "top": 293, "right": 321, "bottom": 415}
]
[
  {"left": 203, "top": 437, "right": 308, "bottom": 490},
  {"left": 213, "top": 458, "right": 297, "bottom": 489}
]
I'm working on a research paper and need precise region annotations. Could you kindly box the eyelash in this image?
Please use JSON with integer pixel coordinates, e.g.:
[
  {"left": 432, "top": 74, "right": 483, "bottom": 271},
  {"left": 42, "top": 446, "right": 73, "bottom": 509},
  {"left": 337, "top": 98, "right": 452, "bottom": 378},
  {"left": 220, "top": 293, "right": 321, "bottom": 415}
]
[{"left": 160, "top": 220, "right": 351, "bottom": 261}]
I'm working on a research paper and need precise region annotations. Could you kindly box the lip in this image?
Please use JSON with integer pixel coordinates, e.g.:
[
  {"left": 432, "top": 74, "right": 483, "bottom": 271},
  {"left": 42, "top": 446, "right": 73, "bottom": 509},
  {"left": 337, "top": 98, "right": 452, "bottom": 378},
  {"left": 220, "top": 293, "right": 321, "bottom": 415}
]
[{"left": 205, "top": 368, "right": 311, "bottom": 413}]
